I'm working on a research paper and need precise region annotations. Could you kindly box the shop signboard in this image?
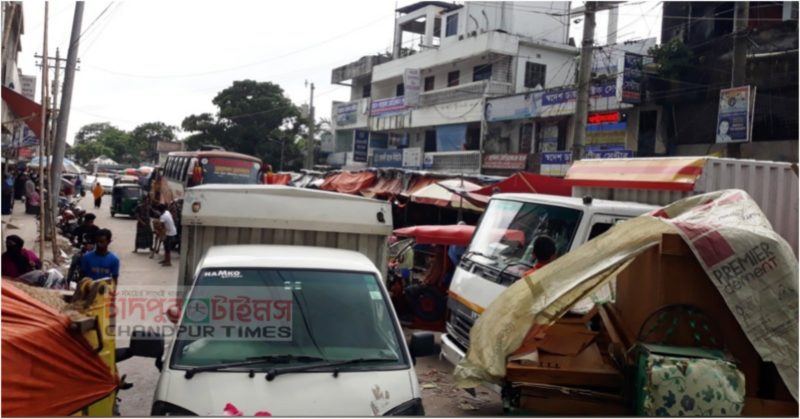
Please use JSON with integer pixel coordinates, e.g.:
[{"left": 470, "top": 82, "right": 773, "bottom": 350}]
[
  {"left": 540, "top": 151, "right": 572, "bottom": 177},
  {"left": 20, "top": 75, "right": 36, "bottom": 101},
  {"left": 586, "top": 121, "right": 627, "bottom": 146},
  {"left": 716, "top": 86, "right": 751, "bottom": 143},
  {"left": 485, "top": 92, "right": 539, "bottom": 122},
  {"left": 404, "top": 69, "right": 421, "bottom": 107},
  {"left": 335, "top": 101, "right": 358, "bottom": 126},
  {"left": 373, "top": 149, "right": 404, "bottom": 168},
  {"left": 583, "top": 148, "right": 634, "bottom": 159},
  {"left": 353, "top": 130, "right": 369, "bottom": 162},
  {"left": 370, "top": 96, "right": 408, "bottom": 116},
  {"left": 620, "top": 53, "right": 643, "bottom": 104},
  {"left": 482, "top": 153, "right": 528, "bottom": 170},
  {"left": 402, "top": 147, "right": 422, "bottom": 169},
  {"left": 539, "top": 80, "right": 616, "bottom": 117}
]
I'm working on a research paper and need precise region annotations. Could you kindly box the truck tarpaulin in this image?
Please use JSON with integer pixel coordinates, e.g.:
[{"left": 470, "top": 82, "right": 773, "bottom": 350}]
[
  {"left": 453, "top": 189, "right": 798, "bottom": 401},
  {"left": 1, "top": 282, "right": 118, "bottom": 416},
  {"left": 319, "top": 171, "right": 376, "bottom": 195}
]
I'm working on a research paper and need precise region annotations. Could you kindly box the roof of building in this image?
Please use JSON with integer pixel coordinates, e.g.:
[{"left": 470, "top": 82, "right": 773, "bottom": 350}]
[
  {"left": 200, "top": 245, "right": 379, "bottom": 273},
  {"left": 396, "top": 1, "right": 461, "bottom": 14}
]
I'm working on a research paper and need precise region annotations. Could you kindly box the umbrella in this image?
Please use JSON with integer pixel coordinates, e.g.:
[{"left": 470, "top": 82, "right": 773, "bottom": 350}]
[
  {"left": 28, "top": 156, "right": 82, "bottom": 174},
  {"left": 409, "top": 179, "right": 483, "bottom": 211}
]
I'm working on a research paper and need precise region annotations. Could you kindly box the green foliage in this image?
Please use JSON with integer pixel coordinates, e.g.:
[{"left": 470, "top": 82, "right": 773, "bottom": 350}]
[
  {"left": 130, "top": 121, "right": 178, "bottom": 163},
  {"left": 70, "top": 121, "right": 176, "bottom": 165},
  {"left": 648, "top": 38, "right": 696, "bottom": 81},
  {"left": 182, "top": 80, "right": 308, "bottom": 171}
]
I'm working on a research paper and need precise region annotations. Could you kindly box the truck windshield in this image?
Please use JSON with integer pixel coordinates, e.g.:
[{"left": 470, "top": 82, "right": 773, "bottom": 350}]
[
  {"left": 466, "top": 199, "right": 582, "bottom": 279},
  {"left": 170, "top": 268, "right": 407, "bottom": 371},
  {"left": 201, "top": 157, "right": 261, "bottom": 184}
]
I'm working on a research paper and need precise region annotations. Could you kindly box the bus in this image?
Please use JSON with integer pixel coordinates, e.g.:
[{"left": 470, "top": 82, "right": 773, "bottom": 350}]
[{"left": 158, "top": 150, "right": 264, "bottom": 203}]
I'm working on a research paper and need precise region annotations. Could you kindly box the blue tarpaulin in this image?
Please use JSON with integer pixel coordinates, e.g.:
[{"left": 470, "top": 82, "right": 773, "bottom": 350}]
[{"left": 436, "top": 124, "right": 467, "bottom": 152}]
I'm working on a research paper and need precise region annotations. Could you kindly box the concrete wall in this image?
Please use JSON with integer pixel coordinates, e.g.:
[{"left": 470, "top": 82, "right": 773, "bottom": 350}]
[{"left": 514, "top": 42, "right": 576, "bottom": 91}]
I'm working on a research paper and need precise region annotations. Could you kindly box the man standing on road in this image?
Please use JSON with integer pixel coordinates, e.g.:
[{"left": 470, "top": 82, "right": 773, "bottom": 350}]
[
  {"left": 79, "top": 228, "right": 120, "bottom": 283},
  {"left": 155, "top": 204, "right": 177, "bottom": 267}
]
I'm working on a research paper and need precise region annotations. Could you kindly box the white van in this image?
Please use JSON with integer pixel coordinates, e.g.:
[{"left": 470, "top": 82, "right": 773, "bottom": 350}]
[
  {"left": 440, "top": 193, "right": 656, "bottom": 369},
  {"left": 145, "top": 244, "right": 432, "bottom": 416}
]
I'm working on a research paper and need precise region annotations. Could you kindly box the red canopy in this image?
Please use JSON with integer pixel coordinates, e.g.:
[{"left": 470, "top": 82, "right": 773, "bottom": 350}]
[
  {"left": 362, "top": 177, "right": 403, "bottom": 199},
  {"left": 2, "top": 86, "right": 44, "bottom": 139},
  {"left": 467, "top": 172, "right": 572, "bottom": 206},
  {"left": 393, "top": 224, "right": 476, "bottom": 246},
  {"left": 266, "top": 173, "right": 292, "bottom": 185},
  {"left": 319, "top": 171, "right": 377, "bottom": 195}
]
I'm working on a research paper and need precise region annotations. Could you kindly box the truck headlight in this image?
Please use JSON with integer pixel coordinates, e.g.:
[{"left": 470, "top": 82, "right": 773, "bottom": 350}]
[
  {"left": 383, "top": 398, "right": 425, "bottom": 416},
  {"left": 151, "top": 401, "right": 198, "bottom": 416}
]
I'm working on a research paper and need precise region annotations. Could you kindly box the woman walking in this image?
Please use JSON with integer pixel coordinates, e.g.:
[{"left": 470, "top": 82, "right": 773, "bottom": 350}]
[
  {"left": 133, "top": 195, "right": 154, "bottom": 253},
  {"left": 92, "top": 181, "right": 104, "bottom": 208}
]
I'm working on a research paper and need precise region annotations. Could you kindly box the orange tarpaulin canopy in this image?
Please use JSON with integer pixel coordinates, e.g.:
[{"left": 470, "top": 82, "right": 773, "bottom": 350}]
[
  {"left": 319, "top": 171, "right": 377, "bottom": 194},
  {"left": 466, "top": 172, "right": 572, "bottom": 206},
  {"left": 267, "top": 173, "right": 292, "bottom": 185},
  {"left": 564, "top": 157, "right": 707, "bottom": 191},
  {"left": 361, "top": 177, "right": 403, "bottom": 199},
  {"left": 1, "top": 282, "right": 118, "bottom": 416}
]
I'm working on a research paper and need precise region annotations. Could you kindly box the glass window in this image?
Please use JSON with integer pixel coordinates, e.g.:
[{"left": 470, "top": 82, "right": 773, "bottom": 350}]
[
  {"left": 447, "top": 71, "right": 460, "bottom": 87},
  {"left": 165, "top": 158, "right": 175, "bottom": 180},
  {"left": 446, "top": 14, "right": 458, "bottom": 37},
  {"left": 362, "top": 84, "right": 371, "bottom": 98},
  {"left": 524, "top": 62, "right": 547, "bottom": 89},
  {"left": 472, "top": 64, "right": 492, "bottom": 82},
  {"left": 396, "top": 83, "right": 404, "bottom": 97},
  {"left": 424, "top": 76, "right": 435, "bottom": 92},
  {"left": 170, "top": 268, "right": 408, "bottom": 372},
  {"left": 587, "top": 222, "right": 613, "bottom": 240}
]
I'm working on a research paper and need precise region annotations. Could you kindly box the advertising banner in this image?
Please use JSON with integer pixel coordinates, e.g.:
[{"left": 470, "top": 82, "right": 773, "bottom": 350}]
[
  {"left": 482, "top": 153, "right": 528, "bottom": 170},
  {"left": 402, "top": 147, "right": 422, "bottom": 169},
  {"left": 539, "top": 80, "right": 617, "bottom": 117},
  {"left": 485, "top": 93, "right": 539, "bottom": 122},
  {"left": 353, "top": 130, "right": 369, "bottom": 162},
  {"left": 716, "top": 86, "right": 751, "bottom": 143},
  {"left": 540, "top": 151, "right": 572, "bottom": 176},
  {"left": 370, "top": 96, "right": 408, "bottom": 116},
  {"left": 620, "top": 53, "right": 643, "bottom": 104},
  {"left": 335, "top": 101, "right": 358, "bottom": 126},
  {"left": 20, "top": 75, "right": 36, "bottom": 101},
  {"left": 586, "top": 121, "right": 628, "bottom": 146},
  {"left": 404, "top": 68, "right": 422, "bottom": 107},
  {"left": 373, "top": 149, "right": 404, "bottom": 168}
]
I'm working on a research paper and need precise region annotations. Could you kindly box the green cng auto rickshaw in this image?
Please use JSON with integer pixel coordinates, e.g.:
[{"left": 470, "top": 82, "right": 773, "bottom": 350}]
[{"left": 110, "top": 183, "right": 142, "bottom": 217}]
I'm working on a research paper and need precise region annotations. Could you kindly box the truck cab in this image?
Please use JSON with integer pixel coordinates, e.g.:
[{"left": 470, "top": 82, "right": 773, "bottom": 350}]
[{"left": 440, "top": 193, "right": 656, "bottom": 368}]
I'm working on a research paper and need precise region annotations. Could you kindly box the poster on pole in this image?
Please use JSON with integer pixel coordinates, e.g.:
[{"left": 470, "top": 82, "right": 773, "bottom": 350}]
[
  {"left": 716, "top": 86, "right": 751, "bottom": 143},
  {"left": 404, "top": 68, "right": 422, "bottom": 107}
]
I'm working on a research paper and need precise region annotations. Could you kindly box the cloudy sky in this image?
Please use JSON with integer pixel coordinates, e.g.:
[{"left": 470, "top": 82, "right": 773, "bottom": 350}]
[{"left": 18, "top": 1, "right": 662, "bottom": 145}]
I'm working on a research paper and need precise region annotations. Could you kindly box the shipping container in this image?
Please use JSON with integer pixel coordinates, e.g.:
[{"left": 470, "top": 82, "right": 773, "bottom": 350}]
[
  {"left": 567, "top": 157, "right": 799, "bottom": 255},
  {"left": 178, "top": 185, "right": 393, "bottom": 289}
]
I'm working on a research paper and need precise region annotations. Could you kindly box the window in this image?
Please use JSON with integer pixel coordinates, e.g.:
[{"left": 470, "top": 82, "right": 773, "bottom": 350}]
[
  {"left": 424, "top": 76, "right": 435, "bottom": 92},
  {"left": 587, "top": 223, "right": 613, "bottom": 241},
  {"left": 165, "top": 157, "right": 175, "bottom": 179},
  {"left": 362, "top": 84, "right": 371, "bottom": 98},
  {"left": 472, "top": 64, "right": 492, "bottom": 82},
  {"left": 396, "top": 83, "right": 404, "bottom": 97},
  {"left": 524, "top": 62, "right": 547, "bottom": 89},
  {"left": 519, "top": 123, "right": 533, "bottom": 153},
  {"left": 447, "top": 71, "right": 460, "bottom": 87},
  {"left": 180, "top": 157, "right": 190, "bottom": 182},
  {"left": 446, "top": 14, "right": 458, "bottom": 37}
]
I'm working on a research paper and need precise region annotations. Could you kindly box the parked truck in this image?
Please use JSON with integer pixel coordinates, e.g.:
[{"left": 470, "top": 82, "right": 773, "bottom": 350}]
[
  {"left": 440, "top": 193, "right": 657, "bottom": 369},
  {"left": 565, "top": 156, "right": 799, "bottom": 255}
]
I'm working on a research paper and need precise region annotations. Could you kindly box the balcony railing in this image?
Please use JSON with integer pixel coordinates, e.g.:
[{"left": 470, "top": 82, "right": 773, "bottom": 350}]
[{"left": 420, "top": 80, "right": 513, "bottom": 107}]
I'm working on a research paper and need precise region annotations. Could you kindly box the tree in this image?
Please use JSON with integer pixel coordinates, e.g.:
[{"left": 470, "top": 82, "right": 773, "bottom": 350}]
[
  {"left": 130, "top": 122, "right": 178, "bottom": 164},
  {"left": 70, "top": 122, "right": 137, "bottom": 164},
  {"left": 182, "top": 80, "right": 307, "bottom": 170}
]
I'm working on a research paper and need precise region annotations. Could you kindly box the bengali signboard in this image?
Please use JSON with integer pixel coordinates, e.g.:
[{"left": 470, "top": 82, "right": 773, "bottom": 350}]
[
  {"left": 402, "top": 147, "right": 422, "bottom": 169},
  {"left": 620, "top": 53, "right": 643, "bottom": 104},
  {"left": 540, "top": 151, "right": 572, "bottom": 177},
  {"left": 586, "top": 121, "right": 627, "bottom": 146},
  {"left": 584, "top": 148, "right": 634, "bottom": 159},
  {"left": 20, "top": 75, "right": 36, "bottom": 101},
  {"left": 539, "top": 80, "right": 617, "bottom": 118},
  {"left": 335, "top": 101, "right": 358, "bottom": 126},
  {"left": 373, "top": 149, "right": 403, "bottom": 168},
  {"left": 716, "top": 86, "right": 751, "bottom": 143},
  {"left": 404, "top": 68, "right": 421, "bottom": 107},
  {"left": 482, "top": 153, "right": 528, "bottom": 170},
  {"left": 370, "top": 96, "right": 408, "bottom": 116},
  {"left": 353, "top": 130, "right": 369, "bottom": 162}
]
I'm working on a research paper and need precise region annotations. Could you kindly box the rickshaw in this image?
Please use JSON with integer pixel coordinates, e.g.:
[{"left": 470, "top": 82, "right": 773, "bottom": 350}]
[{"left": 110, "top": 182, "right": 143, "bottom": 218}]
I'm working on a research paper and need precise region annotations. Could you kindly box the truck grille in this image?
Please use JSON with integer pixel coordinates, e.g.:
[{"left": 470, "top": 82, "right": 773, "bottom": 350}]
[{"left": 447, "top": 298, "right": 478, "bottom": 352}]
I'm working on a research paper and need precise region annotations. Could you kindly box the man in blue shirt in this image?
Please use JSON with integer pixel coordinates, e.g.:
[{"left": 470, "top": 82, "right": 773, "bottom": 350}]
[{"left": 79, "top": 228, "right": 120, "bottom": 283}]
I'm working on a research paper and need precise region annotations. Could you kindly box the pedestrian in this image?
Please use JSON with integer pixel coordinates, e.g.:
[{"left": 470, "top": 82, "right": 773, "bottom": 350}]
[
  {"left": 27, "top": 188, "right": 41, "bottom": 215},
  {"left": 92, "top": 181, "right": 104, "bottom": 208},
  {"left": 14, "top": 171, "right": 26, "bottom": 200},
  {"left": 133, "top": 195, "right": 154, "bottom": 253},
  {"left": 2, "top": 166, "right": 14, "bottom": 215},
  {"left": 2, "top": 235, "right": 42, "bottom": 278},
  {"left": 74, "top": 175, "right": 83, "bottom": 197},
  {"left": 72, "top": 213, "right": 100, "bottom": 247},
  {"left": 154, "top": 203, "right": 177, "bottom": 267},
  {"left": 79, "top": 228, "right": 120, "bottom": 283}
]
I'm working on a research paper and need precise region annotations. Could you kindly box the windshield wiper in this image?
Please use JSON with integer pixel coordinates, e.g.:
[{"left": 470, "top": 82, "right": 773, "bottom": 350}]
[
  {"left": 184, "top": 354, "right": 324, "bottom": 379},
  {"left": 265, "top": 357, "right": 399, "bottom": 381}
]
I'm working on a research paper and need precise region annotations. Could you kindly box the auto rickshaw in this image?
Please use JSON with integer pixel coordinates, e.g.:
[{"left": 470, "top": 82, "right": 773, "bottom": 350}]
[{"left": 110, "top": 182, "right": 143, "bottom": 218}]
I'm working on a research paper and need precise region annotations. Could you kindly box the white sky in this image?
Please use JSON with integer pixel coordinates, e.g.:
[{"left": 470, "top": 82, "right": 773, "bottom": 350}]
[{"left": 17, "top": 1, "right": 662, "bottom": 145}]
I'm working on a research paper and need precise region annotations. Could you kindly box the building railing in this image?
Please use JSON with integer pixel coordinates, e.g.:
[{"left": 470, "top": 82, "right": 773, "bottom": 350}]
[
  {"left": 420, "top": 80, "right": 513, "bottom": 107},
  {"left": 427, "top": 151, "right": 482, "bottom": 174}
]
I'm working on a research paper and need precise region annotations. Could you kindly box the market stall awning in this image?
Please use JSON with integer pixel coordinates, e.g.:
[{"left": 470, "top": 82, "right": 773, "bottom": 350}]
[
  {"left": 362, "top": 177, "right": 403, "bottom": 199},
  {"left": 466, "top": 172, "right": 572, "bottom": 206},
  {"left": 394, "top": 224, "right": 476, "bottom": 246},
  {"left": 1, "top": 86, "right": 43, "bottom": 139},
  {"left": 266, "top": 173, "right": 292, "bottom": 185},
  {"left": 319, "top": 171, "right": 377, "bottom": 195},
  {"left": 565, "top": 157, "right": 707, "bottom": 192},
  {"left": 410, "top": 179, "right": 483, "bottom": 211}
]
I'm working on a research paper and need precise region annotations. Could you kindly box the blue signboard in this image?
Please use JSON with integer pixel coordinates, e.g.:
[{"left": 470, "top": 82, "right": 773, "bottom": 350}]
[
  {"left": 373, "top": 149, "right": 404, "bottom": 168},
  {"left": 621, "top": 53, "right": 643, "bottom": 104},
  {"left": 370, "top": 96, "right": 408, "bottom": 116},
  {"left": 583, "top": 149, "right": 634, "bottom": 159},
  {"left": 541, "top": 151, "right": 572, "bottom": 165},
  {"left": 353, "top": 130, "right": 369, "bottom": 163},
  {"left": 541, "top": 81, "right": 616, "bottom": 106}
]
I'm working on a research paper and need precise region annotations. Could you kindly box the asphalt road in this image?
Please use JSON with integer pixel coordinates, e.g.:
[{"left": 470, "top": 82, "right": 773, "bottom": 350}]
[{"left": 75, "top": 194, "right": 501, "bottom": 416}]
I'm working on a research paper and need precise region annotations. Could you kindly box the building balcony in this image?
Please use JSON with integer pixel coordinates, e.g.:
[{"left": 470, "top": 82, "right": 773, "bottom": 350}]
[
  {"left": 420, "top": 79, "right": 513, "bottom": 107},
  {"left": 331, "top": 55, "right": 393, "bottom": 84}
]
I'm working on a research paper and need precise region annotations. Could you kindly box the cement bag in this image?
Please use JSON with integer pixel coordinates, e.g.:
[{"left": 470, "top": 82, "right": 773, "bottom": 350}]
[{"left": 454, "top": 189, "right": 798, "bottom": 401}]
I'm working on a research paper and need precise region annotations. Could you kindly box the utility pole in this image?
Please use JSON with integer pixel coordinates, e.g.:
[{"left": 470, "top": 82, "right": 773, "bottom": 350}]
[
  {"left": 38, "top": 3, "right": 49, "bottom": 259},
  {"left": 570, "top": 1, "right": 596, "bottom": 162},
  {"left": 50, "top": 2, "right": 84, "bottom": 233},
  {"left": 305, "top": 82, "right": 315, "bottom": 170},
  {"left": 728, "top": 1, "right": 749, "bottom": 158}
]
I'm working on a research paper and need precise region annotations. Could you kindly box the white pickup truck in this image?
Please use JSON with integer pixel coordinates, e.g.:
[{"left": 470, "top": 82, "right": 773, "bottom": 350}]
[{"left": 440, "top": 193, "right": 656, "bottom": 369}]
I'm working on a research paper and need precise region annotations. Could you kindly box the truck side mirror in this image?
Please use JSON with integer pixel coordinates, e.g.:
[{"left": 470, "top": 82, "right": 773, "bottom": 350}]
[
  {"left": 116, "top": 330, "right": 164, "bottom": 366},
  {"left": 409, "top": 332, "right": 436, "bottom": 363},
  {"left": 166, "top": 305, "right": 181, "bottom": 324}
]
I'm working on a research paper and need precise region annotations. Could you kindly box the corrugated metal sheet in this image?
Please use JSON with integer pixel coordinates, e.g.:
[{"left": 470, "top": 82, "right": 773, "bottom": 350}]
[{"left": 573, "top": 157, "right": 798, "bottom": 255}]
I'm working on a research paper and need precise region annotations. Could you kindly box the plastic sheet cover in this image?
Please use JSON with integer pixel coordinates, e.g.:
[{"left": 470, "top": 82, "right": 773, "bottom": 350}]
[
  {"left": 1, "top": 282, "right": 118, "bottom": 416},
  {"left": 319, "top": 171, "right": 376, "bottom": 195},
  {"left": 454, "top": 189, "right": 798, "bottom": 401}
]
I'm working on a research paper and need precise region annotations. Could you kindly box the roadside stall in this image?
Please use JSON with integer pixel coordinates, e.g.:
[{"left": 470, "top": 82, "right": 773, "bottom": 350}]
[{"left": 454, "top": 189, "right": 798, "bottom": 416}]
